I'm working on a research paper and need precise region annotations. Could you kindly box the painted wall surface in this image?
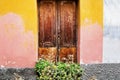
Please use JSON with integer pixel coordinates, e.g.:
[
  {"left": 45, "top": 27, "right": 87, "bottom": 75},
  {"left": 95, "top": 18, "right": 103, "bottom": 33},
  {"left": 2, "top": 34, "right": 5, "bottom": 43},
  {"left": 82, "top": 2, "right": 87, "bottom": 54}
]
[
  {"left": 80, "top": 0, "right": 103, "bottom": 64},
  {"left": 103, "top": 0, "right": 120, "bottom": 63},
  {"left": 1, "top": 0, "right": 120, "bottom": 67},
  {"left": 0, "top": 0, "right": 38, "bottom": 68}
]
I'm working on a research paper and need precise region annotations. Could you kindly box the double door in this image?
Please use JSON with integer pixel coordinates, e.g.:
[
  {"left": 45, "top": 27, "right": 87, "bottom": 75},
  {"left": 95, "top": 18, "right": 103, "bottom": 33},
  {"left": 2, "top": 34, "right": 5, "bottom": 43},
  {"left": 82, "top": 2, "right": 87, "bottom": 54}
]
[{"left": 38, "top": 0, "right": 77, "bottom": 63}]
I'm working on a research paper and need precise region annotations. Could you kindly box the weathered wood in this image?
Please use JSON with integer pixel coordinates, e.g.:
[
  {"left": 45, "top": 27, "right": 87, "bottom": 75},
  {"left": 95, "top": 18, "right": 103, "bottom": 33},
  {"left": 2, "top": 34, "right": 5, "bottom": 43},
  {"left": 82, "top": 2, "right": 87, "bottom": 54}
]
[
  {"left": 38, "top": 1, "right": 77, "bottom": 63},
  {"left": 39, "top": 1, "right": 56, "bottom": 47},
  {"left": 59, "top": 1, "right": 76, "bottom": 47},
  {"left": 59, "top": 1, "right": 77, "bottom": 62}
]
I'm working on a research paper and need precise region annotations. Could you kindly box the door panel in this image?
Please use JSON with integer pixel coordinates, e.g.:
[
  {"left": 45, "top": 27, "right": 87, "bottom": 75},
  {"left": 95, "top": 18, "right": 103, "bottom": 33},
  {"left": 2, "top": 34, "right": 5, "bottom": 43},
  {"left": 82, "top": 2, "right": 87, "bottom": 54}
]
[
  {"left": 59, "top": 1, "right": 76, "bottom": 47},
  {"left": 60, "top": 47, "right": 76, "bottom": 63},
  {"left": 38, "top": 1, "right": 57, "bottom": 62},
  {"left": 59, "top": 1, "right": 77, "bottom": 62},
  {"left": 39, "top": 48, "right": 57, "bottom": 62},
  {"left": 39, "top": 1, "right": 56, "bottom": 47}
]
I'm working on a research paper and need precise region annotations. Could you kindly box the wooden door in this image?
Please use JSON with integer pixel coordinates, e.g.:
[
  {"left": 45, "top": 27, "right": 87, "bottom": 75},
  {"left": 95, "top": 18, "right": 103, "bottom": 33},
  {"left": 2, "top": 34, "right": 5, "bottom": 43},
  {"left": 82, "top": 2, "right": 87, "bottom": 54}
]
[
  {"left": 38, "top": 0, "right": 77, "bottom": 63},
  {"left": 38, "top": 1, "right": 57, "bottom": 62},
  {"left": 59, "top": 1, "right": 77, "bottom": 62}
]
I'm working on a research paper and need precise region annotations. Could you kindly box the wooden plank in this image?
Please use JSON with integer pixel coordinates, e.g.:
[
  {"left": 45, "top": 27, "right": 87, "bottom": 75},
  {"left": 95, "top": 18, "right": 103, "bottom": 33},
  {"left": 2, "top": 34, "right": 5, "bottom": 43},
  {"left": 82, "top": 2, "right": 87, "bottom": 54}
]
[
  {"left": 59, "top": 1, "right": 77, "bottom": 62},
  {"left": 39, "top": 1, "right": 56, "bottom": 47},
  {"left": 59, "top": 1, "right": 76, "bottom": 47}
]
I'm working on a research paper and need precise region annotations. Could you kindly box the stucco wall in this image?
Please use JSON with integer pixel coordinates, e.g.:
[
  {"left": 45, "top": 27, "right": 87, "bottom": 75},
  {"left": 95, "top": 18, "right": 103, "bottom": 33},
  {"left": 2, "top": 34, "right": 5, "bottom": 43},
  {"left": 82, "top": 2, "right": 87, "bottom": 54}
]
[
  {"left": 0, "top": 0, "right": 38, "bottom": 68},
  {"left": 0, "top": 0, "right": 120, "bottom": 68},
  {"left": 103, "top": 0, "right": 120, "bottom": 63},
  {"left": 80, "top": 0, "right": 103, "bottom": 64}
]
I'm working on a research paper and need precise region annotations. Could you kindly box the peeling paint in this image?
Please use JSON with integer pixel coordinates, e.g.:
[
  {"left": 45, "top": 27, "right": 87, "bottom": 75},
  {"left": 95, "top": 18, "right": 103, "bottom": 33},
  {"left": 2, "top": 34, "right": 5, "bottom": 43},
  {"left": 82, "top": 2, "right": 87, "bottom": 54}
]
[
  {"left": 0, "top": 13, "right": 37, "bottom": 68},
  {"left": 0, "top": 65, "right": 5, "bottom": 68},
  {"left": 80, "top": 23, "right": 102, "bottom": 64},
  {"left": 80, "top": 0, "right": 103, "bottom": 64}
]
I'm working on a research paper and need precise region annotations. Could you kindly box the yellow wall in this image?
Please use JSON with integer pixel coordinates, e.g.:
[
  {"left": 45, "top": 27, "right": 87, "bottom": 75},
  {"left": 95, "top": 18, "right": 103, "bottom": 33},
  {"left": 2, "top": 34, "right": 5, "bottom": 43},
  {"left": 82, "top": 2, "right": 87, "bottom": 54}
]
[
  {"left": 0, "top": 0, "right": 38, "bottom": 67},
  {"left": 80, "top": 0, "right": 103, "bottom": 64},
  {"left": 0, "top": 0, "right": 103, "bottom": 67},
  {"left": 80, "top": 0, "right": 103, "bottom": 27},
  {"left": 0, "top": 0, "right": 38, "bottom": 34}
]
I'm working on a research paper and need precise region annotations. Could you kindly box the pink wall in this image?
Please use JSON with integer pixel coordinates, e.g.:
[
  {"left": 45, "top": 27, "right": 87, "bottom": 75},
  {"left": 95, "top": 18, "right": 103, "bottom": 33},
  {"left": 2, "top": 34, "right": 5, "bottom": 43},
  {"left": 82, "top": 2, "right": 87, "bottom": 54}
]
[
  {"left": 0, "top": 0, "right": 103, "bottom": 68},
  {"left": 0, "top": 13, "right": 37, "bottom": 68},
  {"left": 80, "top": 24, "right": 102, "bottom": 63}
]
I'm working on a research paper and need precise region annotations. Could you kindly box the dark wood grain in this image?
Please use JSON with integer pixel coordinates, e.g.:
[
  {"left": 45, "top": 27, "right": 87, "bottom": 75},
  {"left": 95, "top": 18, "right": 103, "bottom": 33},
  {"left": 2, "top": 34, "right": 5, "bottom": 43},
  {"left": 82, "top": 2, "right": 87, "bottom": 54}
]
[
  {"left": 38, "top": 1, "right": 77, "bottom": 63},
  {"left": 59, "top": 1, "right": 76, "bottom": 47},
  {"left": 39, "top": 1, "right": 56, "bottom": 47},
  {"left": 59, "top": 1, "right": 77, "bottom": 62}
]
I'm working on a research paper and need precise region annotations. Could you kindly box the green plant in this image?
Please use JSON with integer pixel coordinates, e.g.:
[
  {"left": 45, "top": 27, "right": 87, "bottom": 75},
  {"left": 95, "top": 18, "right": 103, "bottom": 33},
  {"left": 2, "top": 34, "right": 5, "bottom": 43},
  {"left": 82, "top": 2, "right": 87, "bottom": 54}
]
[{"left": 35, "top": 59, "right": 83, "bottom": 80}]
